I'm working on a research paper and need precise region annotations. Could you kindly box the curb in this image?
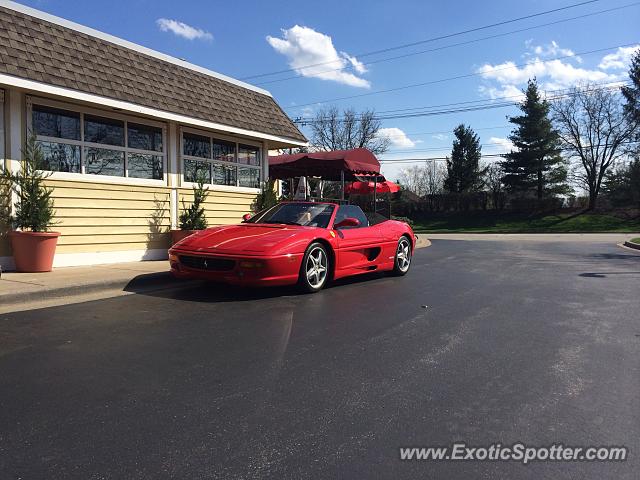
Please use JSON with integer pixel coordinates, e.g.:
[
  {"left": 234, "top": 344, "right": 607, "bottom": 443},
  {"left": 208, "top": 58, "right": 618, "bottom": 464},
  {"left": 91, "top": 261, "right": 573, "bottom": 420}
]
[
  {"left": 0, "top": 271, "right": 201, "bottom": 307},
  {"left": 414, "top": 235, "right": 431, "bottom": 249},
  {"left": 623, "top": 240, "right": 640, "bottom": 251}
]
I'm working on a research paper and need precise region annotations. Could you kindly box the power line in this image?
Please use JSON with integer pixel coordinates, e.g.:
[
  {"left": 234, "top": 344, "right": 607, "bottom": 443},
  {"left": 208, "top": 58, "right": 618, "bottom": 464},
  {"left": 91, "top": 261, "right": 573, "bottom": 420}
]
[
  {"left": 241, "top": 0, "right": 604, "bottom": 81},
  {"left": 286, "top": 43, "right": 637, "bottom": 110},
  {"left": 371, "top": 81, "right": 627, "bottom": 116},
  {"left": 256, "top": 2, "right": 640, "bottom": 86},
  {"left": 380, "top": 141, "right": 640, "bottom": 163},
  {"left": 370, "top": 125, "right": 511, "bottom": 139},
  {"left": 294, "top": 82, "right": 629, "bottom": 125}
]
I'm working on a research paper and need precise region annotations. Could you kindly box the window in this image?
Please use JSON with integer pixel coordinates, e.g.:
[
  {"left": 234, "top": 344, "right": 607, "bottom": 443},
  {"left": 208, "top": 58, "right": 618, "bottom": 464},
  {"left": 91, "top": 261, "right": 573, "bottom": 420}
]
[
  {"left": 84, "top": 115, "right": 124, "bottom": 146},
  {"left": 32, "top": 104, "right": 80, "bottom": 140},
  {"left": 30, "top": 99, "right": 165, "bottom": 181},
  {"left": 334, "top": 205, "right": 369, "bottom": 228},
  {"left": 182, "top": 130, "right": 261, "bottom": 188}
]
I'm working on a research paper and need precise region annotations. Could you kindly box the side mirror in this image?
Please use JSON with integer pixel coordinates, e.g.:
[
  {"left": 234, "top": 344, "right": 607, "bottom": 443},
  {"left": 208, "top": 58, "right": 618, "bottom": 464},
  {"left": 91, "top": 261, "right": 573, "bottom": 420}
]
[
  {"left": 334, "top": 217, "right": 360, "bottom": 229},
  {"left": 242, "top": 213, "right": 252, "bottom": 222}
]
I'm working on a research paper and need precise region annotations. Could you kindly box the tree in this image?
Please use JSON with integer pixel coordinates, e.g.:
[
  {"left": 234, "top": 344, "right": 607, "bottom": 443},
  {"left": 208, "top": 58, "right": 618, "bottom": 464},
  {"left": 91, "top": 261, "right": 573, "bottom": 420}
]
[
  {"left": 309, "top": 106, "right": 389, "bottom": 154},
  {"left": 398, "top": 161, "right": 445, "bottom": 197},
  {"left": 622, "top": 49, "right": 640, "bottom": 132},
  {"left": 483, "top": 162, "right": 505, "bottom": 210},
  {"left": 179, "top": 181, "right": 209, "bottom": 230},
  {"left": 603, "top": 158, "right": 640, "bottom": 208},
  {"left": 444, "top": 124, "right": 483, "bottom": 193},
  {"left": 501, "top": 79, "right": 568, "bottom": 201},
  {"left": 552, "top": 84, "right": 638, "bottom": 209},
  {"left": 0, "top": 134, "right": 56, "bottom": 231}
]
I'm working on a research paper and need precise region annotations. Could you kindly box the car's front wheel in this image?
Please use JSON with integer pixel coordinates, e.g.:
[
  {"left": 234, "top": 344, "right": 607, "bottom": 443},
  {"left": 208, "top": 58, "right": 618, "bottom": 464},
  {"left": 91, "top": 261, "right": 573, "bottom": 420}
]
[
  {"left": 299, "top": 242, "right": 329, "bottom": 293},
  {"left": 392, "top": 236, "right": 412, "bottom": 276}
]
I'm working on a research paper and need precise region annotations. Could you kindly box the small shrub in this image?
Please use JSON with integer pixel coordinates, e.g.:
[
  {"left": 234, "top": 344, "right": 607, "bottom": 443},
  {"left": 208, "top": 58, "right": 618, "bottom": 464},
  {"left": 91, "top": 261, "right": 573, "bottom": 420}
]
[
  {"left": 253, "top": 179, "right": 278, "bottom": 213},
  {"left": 179, "top": 181, "right": 209, "bottom": 230},
  {"left": 0, "top": 134, "right": 56, "bottom": 232}
]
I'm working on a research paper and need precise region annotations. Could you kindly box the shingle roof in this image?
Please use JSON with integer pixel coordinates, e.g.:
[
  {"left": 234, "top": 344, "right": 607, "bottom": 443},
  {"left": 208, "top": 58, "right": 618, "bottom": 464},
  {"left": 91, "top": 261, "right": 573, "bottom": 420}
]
[{"left": 0, "top": 4, "right": 307, "bottom": 143}]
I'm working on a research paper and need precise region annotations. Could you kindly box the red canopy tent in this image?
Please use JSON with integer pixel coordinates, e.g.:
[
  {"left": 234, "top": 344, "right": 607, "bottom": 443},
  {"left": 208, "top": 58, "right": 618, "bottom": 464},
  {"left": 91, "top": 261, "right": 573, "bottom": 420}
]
[
  {"left": 346, "top": 180, "right": 401, "bottom": 195},
  {"left": 269, "top": 148, "right": 380, "bottom": 181}
]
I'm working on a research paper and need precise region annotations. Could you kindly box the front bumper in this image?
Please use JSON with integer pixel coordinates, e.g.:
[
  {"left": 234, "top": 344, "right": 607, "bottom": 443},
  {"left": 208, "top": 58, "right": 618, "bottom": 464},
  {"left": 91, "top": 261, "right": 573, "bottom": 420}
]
[{"left": 168, "top": 248, "right": 304, "bottom": 286}]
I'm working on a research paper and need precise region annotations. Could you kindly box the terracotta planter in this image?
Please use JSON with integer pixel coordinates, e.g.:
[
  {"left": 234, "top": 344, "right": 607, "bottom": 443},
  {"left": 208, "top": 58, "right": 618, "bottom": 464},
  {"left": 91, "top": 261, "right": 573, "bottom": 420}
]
[
  {"left": 9, "top": 230, "right": 60, "bottom": 272},
  {"left": 170, "top": 229, "right": 197, "bottom": 245}
]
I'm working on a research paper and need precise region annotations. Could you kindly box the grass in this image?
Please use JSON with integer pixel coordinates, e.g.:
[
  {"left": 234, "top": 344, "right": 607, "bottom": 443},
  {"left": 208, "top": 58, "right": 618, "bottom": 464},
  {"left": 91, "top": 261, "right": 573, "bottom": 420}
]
[
  {"left": 411, "top": 211, "right": 640, "bottom": 234},
  {"left": 630, "top": 237, "right": 640, "bottom": 244}
]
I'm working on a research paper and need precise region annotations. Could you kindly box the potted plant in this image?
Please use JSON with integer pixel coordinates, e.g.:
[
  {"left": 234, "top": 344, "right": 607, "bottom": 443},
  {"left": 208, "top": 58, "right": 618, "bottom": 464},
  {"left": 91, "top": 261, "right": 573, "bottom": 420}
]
[
  {"left": 0, "top": 135, "right": 59, "bottom": 272},
  {"left": 252, "top": 179, "right": 278, "bottom": 213},
  {"left": 171, "top": 180, "right": 209, "bottom": 245}
]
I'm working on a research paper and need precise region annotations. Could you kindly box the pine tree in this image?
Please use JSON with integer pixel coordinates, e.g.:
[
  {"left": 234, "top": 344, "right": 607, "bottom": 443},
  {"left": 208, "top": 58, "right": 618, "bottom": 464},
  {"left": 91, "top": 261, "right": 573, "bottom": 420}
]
[
  {"left": 622, "top": 49, "right": 640, "bottom": 129},
  {"left": 444, "top": 124, "right": 483, "bottom": 193},
  {"left": 0, "top": 134, "right": 56, "bottom": 231},
  {"left": 501, "top": 78, "right": 569, "bottom": 201}
]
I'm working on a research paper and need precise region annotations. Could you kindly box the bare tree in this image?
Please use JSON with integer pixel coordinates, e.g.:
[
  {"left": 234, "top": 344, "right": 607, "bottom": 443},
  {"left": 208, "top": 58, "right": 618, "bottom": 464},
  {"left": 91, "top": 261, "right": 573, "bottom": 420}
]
[
  {"left": 309, "top": 106, "right": 389, "bottom": 154},
  {"left": 398, "top": 162, "right": 445, "bottom": 197},
  {"left": 483, "top": 162, "right": 505, "bottom": 210},
  {"left": 551, "top": 84, "right": 638, "bottom": 209}
]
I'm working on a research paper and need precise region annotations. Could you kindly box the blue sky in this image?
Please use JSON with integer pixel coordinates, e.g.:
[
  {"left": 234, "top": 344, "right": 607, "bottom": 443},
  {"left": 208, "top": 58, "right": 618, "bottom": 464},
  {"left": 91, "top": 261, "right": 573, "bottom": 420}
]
[{"left": 20, "top": 0, "right": 640, "bottom": 179}]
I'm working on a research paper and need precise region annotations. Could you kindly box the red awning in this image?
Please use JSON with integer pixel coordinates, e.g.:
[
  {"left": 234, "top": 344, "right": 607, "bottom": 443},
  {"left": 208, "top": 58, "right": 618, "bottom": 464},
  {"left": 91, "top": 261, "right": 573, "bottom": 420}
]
[
  {"left": 269, "top": 148, "right": 380, "bottom": 181},
  {"left": 346, "top": 180, "right": 401, "bottom": 195}
]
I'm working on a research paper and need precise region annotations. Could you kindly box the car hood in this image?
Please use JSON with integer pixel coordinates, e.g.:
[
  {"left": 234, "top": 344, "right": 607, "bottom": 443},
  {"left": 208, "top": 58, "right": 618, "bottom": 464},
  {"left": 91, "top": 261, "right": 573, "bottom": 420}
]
[{"left": 174, "top": 224, "right": 310, "bottom": 254}]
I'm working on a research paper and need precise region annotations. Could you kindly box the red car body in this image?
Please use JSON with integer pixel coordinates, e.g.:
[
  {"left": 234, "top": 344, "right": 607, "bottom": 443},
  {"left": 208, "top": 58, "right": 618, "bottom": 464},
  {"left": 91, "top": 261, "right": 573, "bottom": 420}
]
[{"left": 168, "top": 201, "right": 415, "bottom": 288}]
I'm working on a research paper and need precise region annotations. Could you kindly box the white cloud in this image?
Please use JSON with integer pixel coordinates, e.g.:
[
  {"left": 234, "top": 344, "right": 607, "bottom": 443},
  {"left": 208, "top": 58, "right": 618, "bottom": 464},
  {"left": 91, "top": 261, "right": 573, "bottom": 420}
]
[
  {"left": 376, "top": 127, "right": 416, "bottom": 148},
  {"left": 527, "top": 40, "right": 582, "bottom": 63},
  {"left": 599, "top": 45, "right": 640, "bottom": 70},
  {"left": 488, "top": 137, "right": 515, "bottom": 154},
  {"left": 266, "top": 25, "right": 370, "bottom": 88},
  {"left": 431, "top": 133, "right": 448, "bottom": 141},
  {"left": 477, "top": 41, "right": 633, "bottom": 100},
  {"left": 156, "top": 18, "right": 213, "bottom": 41}
]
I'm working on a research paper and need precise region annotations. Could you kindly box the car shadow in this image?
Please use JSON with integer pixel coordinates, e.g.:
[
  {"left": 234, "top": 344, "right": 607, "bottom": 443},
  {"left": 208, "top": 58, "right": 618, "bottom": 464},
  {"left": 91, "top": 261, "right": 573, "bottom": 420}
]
[
  {"left": 123, "top": 270, "right": 391, "bottom": 304},
  {"left": 589, "top": 252, "right": 640, "bottom": 260},
  {"left": 579, "top": 271, "right": 640, "bottom": 278}
]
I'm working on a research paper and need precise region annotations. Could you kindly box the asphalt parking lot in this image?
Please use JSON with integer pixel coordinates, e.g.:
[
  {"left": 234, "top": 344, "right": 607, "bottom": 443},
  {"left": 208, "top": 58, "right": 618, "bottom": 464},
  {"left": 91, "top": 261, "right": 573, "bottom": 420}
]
[{"left": 1, "top": 239, "right": 639, "bottom": 479}]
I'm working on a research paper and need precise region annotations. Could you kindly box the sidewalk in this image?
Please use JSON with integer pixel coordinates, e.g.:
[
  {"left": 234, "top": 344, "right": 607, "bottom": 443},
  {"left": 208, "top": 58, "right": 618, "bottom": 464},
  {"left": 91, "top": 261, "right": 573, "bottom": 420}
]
[{"left": 0, "top": 260, "right": 195, "bottom": 314}]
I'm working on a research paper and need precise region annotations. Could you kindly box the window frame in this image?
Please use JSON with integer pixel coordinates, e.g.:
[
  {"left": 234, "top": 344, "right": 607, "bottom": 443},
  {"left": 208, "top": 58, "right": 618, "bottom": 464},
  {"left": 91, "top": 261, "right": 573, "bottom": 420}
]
[
  {"left": 180, "top": 126, "right": 262, "bottom": 192},
  {"left": 26, "top": 96, "right": 167, "bottom": 185}
]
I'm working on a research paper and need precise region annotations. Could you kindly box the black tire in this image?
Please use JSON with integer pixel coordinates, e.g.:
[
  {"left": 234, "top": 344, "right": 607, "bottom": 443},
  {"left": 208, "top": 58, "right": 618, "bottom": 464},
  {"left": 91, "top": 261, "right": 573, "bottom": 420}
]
[
  {"left": 298, "top": 242, "right": 330, "bottom": 293},
  {"left": 392, "top": 236, "right": 412, "bottom": 276}
]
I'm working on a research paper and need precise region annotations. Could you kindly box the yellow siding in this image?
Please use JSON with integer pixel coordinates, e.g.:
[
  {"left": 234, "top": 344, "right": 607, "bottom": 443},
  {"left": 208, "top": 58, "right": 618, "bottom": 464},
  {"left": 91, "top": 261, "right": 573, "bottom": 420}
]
[
  {"left": 45, "top": 179, "right": 172, "bottom": 255},
  {"left": 178, "top": 187, "right": 256, "bottom": 226},
  {"left": 1, "top": 179, "right": 260, "bottom": 260}
]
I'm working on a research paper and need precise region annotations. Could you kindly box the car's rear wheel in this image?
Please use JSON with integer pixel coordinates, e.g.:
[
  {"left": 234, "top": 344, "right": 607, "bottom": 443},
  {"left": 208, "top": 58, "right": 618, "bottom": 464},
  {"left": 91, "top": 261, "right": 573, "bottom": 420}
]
[
  {"left": 392, "top": 236, "right": 412, "bottom": 276},
  {"left": 299, "top": 242, "right": 329, "bottom": 293}
]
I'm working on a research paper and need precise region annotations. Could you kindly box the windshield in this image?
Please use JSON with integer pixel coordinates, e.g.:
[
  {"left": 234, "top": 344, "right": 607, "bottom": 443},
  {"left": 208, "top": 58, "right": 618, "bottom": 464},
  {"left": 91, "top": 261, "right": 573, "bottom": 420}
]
[{"left": 248, "top": 203, "right": 335, "bottom": 228}]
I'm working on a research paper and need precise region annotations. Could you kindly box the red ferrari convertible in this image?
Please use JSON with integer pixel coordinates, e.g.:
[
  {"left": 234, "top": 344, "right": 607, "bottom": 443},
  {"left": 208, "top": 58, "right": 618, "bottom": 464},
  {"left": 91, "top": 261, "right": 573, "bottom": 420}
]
[{"left": 169, "top": 201, "right": 415, "bottom": 292}]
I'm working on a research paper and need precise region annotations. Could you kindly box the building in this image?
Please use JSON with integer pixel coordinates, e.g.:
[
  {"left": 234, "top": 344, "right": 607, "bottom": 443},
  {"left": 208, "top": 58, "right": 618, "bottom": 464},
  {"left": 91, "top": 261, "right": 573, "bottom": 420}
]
[{"left": 0, "top": 0, "right": 306, "bottom": 270}]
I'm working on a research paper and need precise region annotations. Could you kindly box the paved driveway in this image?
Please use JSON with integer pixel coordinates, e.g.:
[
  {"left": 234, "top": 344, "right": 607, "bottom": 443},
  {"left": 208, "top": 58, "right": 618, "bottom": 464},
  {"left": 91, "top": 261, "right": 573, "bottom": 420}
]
[{"left": 1, "top": 238, "right": 639, "bottom": 479}]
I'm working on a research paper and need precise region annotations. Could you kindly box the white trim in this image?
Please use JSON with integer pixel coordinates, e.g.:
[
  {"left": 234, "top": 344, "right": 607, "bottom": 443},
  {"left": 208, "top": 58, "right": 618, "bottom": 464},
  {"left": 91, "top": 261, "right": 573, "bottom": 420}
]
[
  {"left": 0, "top": 73, "right": 307, "bottom": 148},
  {"left": 179, "top": 182, "right": 260, "bottom": 195},
  {"left": 47, "top": 171, "right": 166, "bottom": 187},
  {"left": 0, "top": 88, "right": 4, "bottom": 167},
  {"left": 0, "top": 0, "right": 271, "bottom": 96},
  {"left": 52, "top": 249, "right": 168, "bottom": 268}
]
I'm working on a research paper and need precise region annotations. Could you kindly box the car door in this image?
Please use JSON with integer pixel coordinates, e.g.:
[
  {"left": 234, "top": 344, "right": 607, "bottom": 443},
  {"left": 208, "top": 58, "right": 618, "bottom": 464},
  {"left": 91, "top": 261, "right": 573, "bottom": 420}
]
[{"left": 333, "top": 205, "right": 383, "bottom": 272}]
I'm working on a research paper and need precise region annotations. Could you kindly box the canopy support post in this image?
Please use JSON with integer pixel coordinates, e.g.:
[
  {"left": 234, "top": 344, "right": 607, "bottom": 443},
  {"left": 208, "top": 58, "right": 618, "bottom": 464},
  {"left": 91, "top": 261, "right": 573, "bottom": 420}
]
[
  {"left": 340, "top": 170, "right": 345, "bottom": 202},
  {"left": 373, "top": 176, "right": 378, "bottom": 214}
]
